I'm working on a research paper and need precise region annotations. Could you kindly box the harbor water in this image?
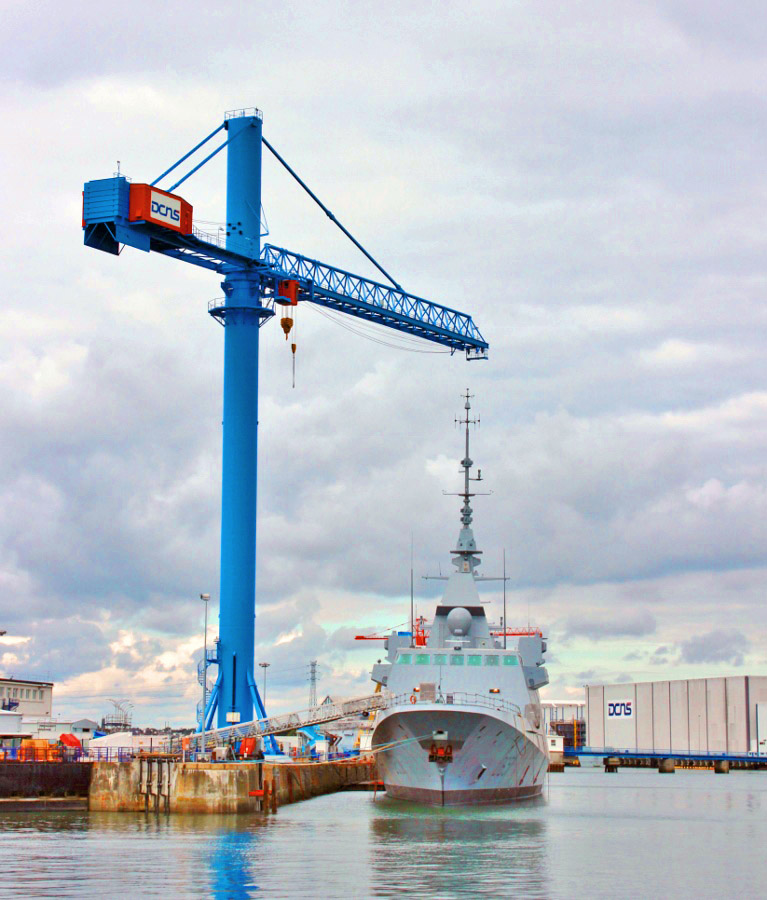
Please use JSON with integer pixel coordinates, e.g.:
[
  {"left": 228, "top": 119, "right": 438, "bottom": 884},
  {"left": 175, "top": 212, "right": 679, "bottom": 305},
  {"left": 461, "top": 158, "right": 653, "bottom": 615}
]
[{"left": 0, "top": 768, "right": 764, "bottom": 898}]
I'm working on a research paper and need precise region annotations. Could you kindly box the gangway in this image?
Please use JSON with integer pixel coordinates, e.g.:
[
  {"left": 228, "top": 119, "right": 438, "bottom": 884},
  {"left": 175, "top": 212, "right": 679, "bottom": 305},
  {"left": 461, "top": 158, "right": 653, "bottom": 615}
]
[
  {"left": 193, "top": 689, "right": 528, "bottom": 753},
  {"left": 194, "top": 692, "right": 388, "bottom": 751}
]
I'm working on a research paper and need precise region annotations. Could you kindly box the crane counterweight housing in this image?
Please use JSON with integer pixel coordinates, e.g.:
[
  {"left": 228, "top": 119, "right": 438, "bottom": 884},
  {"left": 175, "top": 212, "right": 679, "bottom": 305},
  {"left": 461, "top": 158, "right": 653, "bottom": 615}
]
[{"left": 82, "top": 177, "right": 193, "bottom": 255}]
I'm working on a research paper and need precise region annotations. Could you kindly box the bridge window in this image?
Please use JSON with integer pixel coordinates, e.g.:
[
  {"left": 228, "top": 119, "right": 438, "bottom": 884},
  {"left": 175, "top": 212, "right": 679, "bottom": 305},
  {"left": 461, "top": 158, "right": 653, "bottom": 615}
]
[
  {"left": 450, "top": 655, "right": 464, "bottom": 666},
  {"left": 397, "top": 654, "right": 412, "bottom": 665},
  {"left": 415, "top": 654, "right": 430, "bottom": 665},
  {"left": 484, "top": 655, "right": 499, "bottom": 666},
  {"left": 503, "top": 656, "right": 519, "bottom": 666},
  {"left": 468, "top": 655, "right": 482, "bottom": 667},
  {"left": 433, "top": 654, "right": 447, "bottom": 665}
]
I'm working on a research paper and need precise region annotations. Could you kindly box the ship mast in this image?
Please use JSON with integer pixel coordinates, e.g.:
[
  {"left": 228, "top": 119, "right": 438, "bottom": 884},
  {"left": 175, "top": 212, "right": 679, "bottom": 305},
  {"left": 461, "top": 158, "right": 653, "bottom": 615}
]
[{"left": 451, "top": 389, "right": 484, "bottom": 574}]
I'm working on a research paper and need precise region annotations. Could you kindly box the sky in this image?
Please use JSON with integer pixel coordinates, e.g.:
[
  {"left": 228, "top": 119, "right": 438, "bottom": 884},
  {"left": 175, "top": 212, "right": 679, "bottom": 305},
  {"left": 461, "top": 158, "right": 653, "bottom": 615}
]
[{"left": 0, "top": 0, "right": 765, "bottom": 726}]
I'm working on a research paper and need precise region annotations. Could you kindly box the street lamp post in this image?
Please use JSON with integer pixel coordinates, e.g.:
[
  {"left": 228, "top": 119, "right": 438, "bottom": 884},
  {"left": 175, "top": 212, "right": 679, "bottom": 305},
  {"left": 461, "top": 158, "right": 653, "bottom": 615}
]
[
  {"left": 200, "top": 593, "right": 210, "bottom": 759},
  {"left": 259, "top": 662, "right": 270, "bottom": 708}
]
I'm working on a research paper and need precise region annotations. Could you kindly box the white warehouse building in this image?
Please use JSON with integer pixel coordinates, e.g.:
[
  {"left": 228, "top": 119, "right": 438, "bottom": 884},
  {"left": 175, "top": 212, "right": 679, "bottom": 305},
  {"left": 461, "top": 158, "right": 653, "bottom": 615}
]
[
  {"left": 586, "top": 675, "right": 767, "bottom": 756},
  {"left": 0, "top": 678, "right": 53, "bottom": 717}
]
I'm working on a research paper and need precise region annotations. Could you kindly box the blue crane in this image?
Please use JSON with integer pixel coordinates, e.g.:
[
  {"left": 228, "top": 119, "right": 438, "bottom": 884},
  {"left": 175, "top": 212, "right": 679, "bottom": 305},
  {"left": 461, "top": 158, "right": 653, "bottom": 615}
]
[{"left": 82, "top": 108, "right": 488, "bottom": 734}]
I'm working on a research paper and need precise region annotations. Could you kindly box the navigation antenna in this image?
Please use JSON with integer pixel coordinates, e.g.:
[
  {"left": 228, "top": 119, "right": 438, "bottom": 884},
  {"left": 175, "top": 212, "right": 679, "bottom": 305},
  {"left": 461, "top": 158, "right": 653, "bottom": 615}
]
[
  {"left": 438, "top": 389, "right": 491, "bottom": 575},
  {"left": 456, "top": 388, "right": 481, "bottom": 531}
]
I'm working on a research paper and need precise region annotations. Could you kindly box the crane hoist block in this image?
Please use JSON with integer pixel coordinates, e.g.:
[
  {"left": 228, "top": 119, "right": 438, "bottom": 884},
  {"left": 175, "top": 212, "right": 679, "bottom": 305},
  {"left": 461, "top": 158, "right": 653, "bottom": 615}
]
[
  {"left": 129, "top": 184, "right": 193, "bottom": 235},
  {"left": 275, "top": 279, "right": 299, "bottom": 305}
]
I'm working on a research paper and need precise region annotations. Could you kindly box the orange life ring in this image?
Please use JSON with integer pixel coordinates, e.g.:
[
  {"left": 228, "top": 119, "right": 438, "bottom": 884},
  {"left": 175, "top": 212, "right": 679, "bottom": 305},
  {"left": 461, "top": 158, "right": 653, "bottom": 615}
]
[{"left": 409, "top": 694, "right": 417, "bottom": 704}]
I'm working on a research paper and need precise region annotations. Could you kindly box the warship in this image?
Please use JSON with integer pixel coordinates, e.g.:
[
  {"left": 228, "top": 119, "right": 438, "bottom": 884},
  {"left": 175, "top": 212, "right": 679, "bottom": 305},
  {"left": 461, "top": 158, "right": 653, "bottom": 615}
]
[{"left": 369, "top": 392, "right": 549, "bottom": 805}]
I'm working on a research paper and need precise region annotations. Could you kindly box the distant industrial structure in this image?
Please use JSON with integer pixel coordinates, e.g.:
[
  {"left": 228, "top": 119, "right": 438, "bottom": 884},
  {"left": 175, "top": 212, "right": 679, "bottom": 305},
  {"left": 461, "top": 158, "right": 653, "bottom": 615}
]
[
  {"left": 542, "top": 700, "right": 586, "bottom": 755},
  {"left": 586, "top": 675, "right": 767, "bottom": 756}
]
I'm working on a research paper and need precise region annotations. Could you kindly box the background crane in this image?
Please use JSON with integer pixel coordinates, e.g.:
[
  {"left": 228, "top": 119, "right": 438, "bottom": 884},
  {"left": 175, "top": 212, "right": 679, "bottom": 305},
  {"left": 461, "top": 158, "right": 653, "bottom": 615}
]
[{"left": 82, "top": 107, "right": 488, "bottom": 732}]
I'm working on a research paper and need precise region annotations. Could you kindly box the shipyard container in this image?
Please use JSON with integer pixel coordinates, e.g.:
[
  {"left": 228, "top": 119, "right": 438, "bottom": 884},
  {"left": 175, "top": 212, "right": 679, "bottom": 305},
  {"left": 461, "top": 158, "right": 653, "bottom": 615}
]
[{"left": 586, "top": 676, "right": 767, "bottom": 755}]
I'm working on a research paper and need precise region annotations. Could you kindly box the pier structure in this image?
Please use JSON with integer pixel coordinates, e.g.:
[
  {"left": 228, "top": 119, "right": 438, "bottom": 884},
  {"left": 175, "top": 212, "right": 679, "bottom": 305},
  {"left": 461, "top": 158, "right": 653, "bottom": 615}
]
[
  {"left": 571, "top": 747, "right": 767, "bottom": 774},
  {"left": 90, "top": 757, "right": 376, "bottom": 815}
]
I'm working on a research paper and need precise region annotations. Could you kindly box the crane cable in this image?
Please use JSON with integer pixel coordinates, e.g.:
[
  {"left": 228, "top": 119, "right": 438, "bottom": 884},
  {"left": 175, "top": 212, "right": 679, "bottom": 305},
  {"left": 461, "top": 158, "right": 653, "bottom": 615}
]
[
  {"left": 262, "top": 136, "right": 403, "bottom": 291},
  {"left": 306, "top": 304, "right": 452, "bottom": 354}
]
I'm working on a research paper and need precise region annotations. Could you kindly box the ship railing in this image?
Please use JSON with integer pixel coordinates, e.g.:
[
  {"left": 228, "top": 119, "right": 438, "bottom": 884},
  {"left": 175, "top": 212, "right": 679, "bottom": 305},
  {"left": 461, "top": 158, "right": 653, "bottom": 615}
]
[{"left": 385, "top": 691, "right": 522, "bottom": 718}]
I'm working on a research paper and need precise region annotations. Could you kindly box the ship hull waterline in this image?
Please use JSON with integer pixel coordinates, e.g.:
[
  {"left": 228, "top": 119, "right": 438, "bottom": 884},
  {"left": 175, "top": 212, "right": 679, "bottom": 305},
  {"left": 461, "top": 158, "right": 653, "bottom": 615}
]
[{"left": 372, "top": 705, "right": 547, "bottom": 807}]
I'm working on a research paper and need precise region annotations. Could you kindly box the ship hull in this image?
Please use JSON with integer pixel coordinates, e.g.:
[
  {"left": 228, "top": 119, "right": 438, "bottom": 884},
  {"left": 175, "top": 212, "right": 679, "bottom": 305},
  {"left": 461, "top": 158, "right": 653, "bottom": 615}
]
[{"left": 372, "top": 705, "right": 547, "bottom": 807}]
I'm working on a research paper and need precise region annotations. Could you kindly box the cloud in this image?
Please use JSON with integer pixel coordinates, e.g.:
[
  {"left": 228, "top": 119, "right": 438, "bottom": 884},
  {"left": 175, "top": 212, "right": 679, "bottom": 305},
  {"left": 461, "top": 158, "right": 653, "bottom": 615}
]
[
  {"left": 564, "top": 611, "right": 657, "bottom": 641},
  {"left": 677, "top": 629, "right": 749, "bottom": 666}
]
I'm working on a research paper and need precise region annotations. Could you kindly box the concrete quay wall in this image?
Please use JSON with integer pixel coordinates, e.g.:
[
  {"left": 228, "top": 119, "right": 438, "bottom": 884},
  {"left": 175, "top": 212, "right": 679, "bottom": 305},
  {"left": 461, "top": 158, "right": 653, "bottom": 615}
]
[
  {"left": 89, "top": 758, "right": 376, "bottom": 814},
  {"left": 0, "top": 762, "right": 92, "bottom": 798}
]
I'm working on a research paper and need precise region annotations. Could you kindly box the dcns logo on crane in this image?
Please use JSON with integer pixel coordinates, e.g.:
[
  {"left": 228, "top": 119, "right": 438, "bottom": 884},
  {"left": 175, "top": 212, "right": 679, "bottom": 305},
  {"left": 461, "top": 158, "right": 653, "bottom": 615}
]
[
  {"left": 607, "top": 701, "right": 633, "bottom": 717},
  {"left": 151, "top": 200, "right": 180, "bottom": 222}
]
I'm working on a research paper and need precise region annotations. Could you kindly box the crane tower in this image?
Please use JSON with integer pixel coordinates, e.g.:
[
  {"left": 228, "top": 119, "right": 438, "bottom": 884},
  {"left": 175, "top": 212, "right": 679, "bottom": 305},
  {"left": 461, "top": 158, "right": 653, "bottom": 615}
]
[{"left": 82, "top": 108, "right": 488, "bottom": 730}]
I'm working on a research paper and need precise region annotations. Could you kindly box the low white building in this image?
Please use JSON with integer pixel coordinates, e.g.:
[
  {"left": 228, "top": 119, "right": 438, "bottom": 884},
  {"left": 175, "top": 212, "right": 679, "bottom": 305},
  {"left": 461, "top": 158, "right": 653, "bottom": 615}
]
[
  {"left": 0, "top": 709, "right": 27, "bottom": 737},
  {"left": 88, "top": 732, "right": 171, "bottom": 755},
  {"left": 24, "top": 718, "right": 100, "bottom": 743},
  {"left": 0, "top": 678, "right": 53, "bottom": 717}
]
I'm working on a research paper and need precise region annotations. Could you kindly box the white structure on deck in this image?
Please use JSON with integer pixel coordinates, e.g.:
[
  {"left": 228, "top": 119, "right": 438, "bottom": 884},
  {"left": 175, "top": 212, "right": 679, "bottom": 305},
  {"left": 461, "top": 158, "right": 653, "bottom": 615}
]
[{"left": 586, "top": 676, "right": 767, "bottom": 756}]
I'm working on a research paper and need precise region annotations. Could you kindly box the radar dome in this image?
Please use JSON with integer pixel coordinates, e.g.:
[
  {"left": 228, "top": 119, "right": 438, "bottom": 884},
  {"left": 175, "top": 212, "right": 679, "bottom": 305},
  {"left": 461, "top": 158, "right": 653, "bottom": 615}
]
[{"left": 446, "top": 607, "right": 472, "bottom": 636}]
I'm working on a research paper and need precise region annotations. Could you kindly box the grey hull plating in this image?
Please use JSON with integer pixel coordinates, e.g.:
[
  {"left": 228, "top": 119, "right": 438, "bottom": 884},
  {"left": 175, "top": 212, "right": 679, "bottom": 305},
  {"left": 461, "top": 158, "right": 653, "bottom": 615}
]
[{"left": 373, "top": 706, "right": 547, "bottom": 807}]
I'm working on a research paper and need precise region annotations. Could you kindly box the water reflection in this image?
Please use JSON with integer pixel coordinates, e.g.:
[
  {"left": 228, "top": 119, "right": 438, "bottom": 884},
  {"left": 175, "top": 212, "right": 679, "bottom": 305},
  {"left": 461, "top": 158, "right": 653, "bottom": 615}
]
[
  {"left": 1, "top": 773, "right": 766, "bottom": 898},
  {"left": 210, "top": 828, "right": 260, "bottom": 898},
  {"left": 369, "top": 798, "right": 549, "bottom": 898}
]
